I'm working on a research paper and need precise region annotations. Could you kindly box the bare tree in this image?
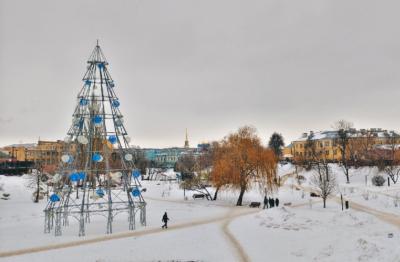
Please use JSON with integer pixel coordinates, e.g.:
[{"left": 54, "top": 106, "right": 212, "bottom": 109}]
[
  {"left": 358, "top": 129, "right": 376, "bottom": 164},
  {"left": 177, "top": 147, "right": 217, "bottom": 200},
  {"left": 310, "top": 160, "right": 337, "bottom": 208},
  {"left": 303, "top": 131, "right": 324, "bottom": 168},
  {"left": 333, "top": 120, "right": 354, "bottom": 183},
  {"left": 25, "top": 169, "right": 48, "bottom": 203},
  {"left": 132, "top": 149, "right": 149, "bottom": 180},
  {"left": 175, "top": 153, "right": 196, "bottom": 174},
  {"left": 378, "top": 132, "right": 400, "bottom": 184},
  {"left": 179, "top": 174, "right": 212, "bottom": 200}
]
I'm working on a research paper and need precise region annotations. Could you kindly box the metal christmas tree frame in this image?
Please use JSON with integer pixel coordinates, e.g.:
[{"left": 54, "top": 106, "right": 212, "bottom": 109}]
[{"left": 44, "top": 42, "right": 146, "bottom": 236}]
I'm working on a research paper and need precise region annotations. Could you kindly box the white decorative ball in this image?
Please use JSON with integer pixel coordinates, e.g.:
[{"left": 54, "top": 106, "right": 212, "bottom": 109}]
[
  {"left": 61, "top": 155, "right": 70, "bottom": 163},
  {"left": 77, "top": 135, "right": 88, "bottom": 144},
  {"left": 124, "top": 153, "right": 133, "bottom": 161}
]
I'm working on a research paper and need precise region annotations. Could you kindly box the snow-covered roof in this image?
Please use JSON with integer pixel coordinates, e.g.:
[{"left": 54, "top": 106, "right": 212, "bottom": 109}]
[
  {"left": 294, "top": 129, "right": 400, "bottom": 142},
  {"left": 294, "top": 131, "right": 338, "bottom": 142}
]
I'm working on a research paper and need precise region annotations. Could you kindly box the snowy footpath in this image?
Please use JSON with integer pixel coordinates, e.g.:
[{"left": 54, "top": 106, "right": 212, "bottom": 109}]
[{"left": 0, "top": 173, "right": 400, "bottom": 262}]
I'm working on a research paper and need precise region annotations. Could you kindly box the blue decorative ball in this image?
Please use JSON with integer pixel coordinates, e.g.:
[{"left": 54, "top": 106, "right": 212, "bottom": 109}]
[
  {"left": 92, "top": 153, "right": 102, "bottom": 162},
  {"left": 108, "top": 135, "right": 117, "bottom": 144},
  {"left": 96, "top": 189, "right": 104, "bottom": 197},
  {"left": 69, "top": 173, "right": 79, "bottom": 182},
  {"left": 50, "top": 194, "right": 60, "bottom": 202},
  {"left": 93, "top": 115, "right": 102, "bottom": 124},
  {"left": 112, "top": 100, "right": 120, "bottom": 108},
  {"left": 132, "top": 170, "right": 141, "bottom": 178},
  {"left": 80, "top": 98, "right": 88, "bottom": 106},
  {"left": 85, "top": 80, "right": 91, "bottom": 86},
  {"left": 132, "top": 188, "right": 141, "bottom": 197}
]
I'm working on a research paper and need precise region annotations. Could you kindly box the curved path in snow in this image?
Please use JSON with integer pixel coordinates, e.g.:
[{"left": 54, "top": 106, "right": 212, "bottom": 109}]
[
  {"left": 332, "top": 198, "right": 400, "bottom": 228},
  {"left": 146, "top": 196, "right": 259, "bottom": 262},
  {"left": 288, "top": 183, "right": 400, "bottom": 229},
  {"left": 0, "top": 197, "right": 259, "bottom": 260},
  {"left": 221, "top": 208, "right": 255, "bottom": 262}
]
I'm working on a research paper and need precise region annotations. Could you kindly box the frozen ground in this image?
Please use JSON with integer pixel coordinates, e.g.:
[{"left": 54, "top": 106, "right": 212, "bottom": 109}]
[{"left": 1, "top": 166, "right": 400, "bottom": 262}]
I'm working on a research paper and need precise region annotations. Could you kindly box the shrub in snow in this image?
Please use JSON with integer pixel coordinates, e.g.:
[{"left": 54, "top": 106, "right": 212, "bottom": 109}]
[{"left": 371, "top": 175, "right": 385, "bottom": 186}]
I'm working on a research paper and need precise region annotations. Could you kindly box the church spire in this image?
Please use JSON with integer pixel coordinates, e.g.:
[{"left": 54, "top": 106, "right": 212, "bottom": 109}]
[{"left": 184, "top": 128, "right": 189, "bottom": 148}]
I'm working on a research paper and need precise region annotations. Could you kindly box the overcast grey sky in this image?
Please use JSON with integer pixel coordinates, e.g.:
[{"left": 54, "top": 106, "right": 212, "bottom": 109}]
[{"left": 1, "top": 0, "right": 400, "bottom": 148}]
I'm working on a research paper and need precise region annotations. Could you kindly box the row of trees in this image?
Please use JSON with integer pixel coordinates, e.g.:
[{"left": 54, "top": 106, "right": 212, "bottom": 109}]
[{"left": 175, "top": 126, "right": 279, "bottom": 206}]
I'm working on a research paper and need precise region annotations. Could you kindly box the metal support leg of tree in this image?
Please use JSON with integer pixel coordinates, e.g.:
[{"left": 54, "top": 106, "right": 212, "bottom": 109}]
[
  {"left": 55, "top": 210, "right": 62, "bottom": 236},
  {"left": 140, "top": 204, "right": 146, "bottom": 226},
  {"left": 106, "top": 210, "right": 113, "bottom": 234},
  {"left": 128, "top": 206, "right": 135, "bottom": 230},
  {"left": 44, "top": 210, "right": 51, "bottom": 234},
  {"left": 63, "top": 208, "right": 69, "bottom": 227},
  {"left": 85, "top": 204, "right": 90, "bottom": 223},
  {"left": 78, "top": 213, "right": 85, "bottom": 237}
]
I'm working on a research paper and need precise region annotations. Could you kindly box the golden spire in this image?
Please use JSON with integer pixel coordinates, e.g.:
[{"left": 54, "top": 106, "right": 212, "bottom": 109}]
[{"left": 184, "top": 128, "right": 189, "bottom": 148}]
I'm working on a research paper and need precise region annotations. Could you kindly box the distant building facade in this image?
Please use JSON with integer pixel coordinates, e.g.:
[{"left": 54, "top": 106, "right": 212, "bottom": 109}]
[
  {"left": 1, "top": 140, "right": 77, "bottom": 172},
  {"left": 291, "top": 128, "right": 400, "bottom": 162},
  {"left": 2, "top": 143, "right": 36, "bottom": 161},
  {"left": 139, "top": 129, "right": 210, "bottom": 168}
]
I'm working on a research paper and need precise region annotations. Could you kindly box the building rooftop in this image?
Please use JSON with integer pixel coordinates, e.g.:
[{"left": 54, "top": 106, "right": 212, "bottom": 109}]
[{"left": 293, "top": 129, "right": 400, "bottom": 142}]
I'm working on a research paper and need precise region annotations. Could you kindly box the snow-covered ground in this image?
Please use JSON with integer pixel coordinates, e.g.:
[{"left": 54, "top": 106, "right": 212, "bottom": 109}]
[
  {"left": 1, "top": 165, "right": 400, "bottom": 262},
  {"left": 231, "top": 203, "right": 400, "bottom": 262},
  {"left": 288, "top": 164, "right": 400, "bottom": 216}
]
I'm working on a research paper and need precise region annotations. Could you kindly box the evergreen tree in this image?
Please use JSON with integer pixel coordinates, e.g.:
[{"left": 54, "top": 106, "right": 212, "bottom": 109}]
[{"left": 268, "top": 132, "right": 285, "bottom": 157}]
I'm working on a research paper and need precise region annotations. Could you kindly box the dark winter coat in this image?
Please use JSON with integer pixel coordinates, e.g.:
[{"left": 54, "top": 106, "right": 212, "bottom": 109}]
[
  {"left": 162, "top": 213, "right": 169, "bottom": 222},
  {"left": 275, "top": 198, "right": 279, "bottom": 207},
  {"left": 269, "top": 198, "right": 275, "bottom": 208}
]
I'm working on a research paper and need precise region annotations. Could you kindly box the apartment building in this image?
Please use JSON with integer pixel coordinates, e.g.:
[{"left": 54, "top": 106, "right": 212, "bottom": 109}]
[{"left": 291, "top": 128, "right": 400, "bottom": 161}]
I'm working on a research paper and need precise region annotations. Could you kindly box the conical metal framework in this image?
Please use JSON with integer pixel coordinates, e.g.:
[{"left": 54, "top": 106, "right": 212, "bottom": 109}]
[{"left": 44, "top": 43, "right": 146, "bottom": 236}]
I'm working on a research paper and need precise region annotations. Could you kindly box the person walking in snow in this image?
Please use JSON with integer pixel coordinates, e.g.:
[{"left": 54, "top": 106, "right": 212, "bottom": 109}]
[
  {"left": 263, "top": 196, "right": 268, "bottom": 209},
  {"left": 275, "top": 198, "right": 279, "bottom": 207},
  {"left": 162, "top": 212, "right": 169, "bottom": 229}
]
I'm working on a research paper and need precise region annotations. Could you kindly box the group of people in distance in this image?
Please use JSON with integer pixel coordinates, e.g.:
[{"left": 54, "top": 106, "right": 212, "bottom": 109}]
[
  {"left": 263, "top": 196, "right": 279, "bottom": 209},
  {"left": 161, "top": 196, "right": 279, "bottom": 229}
]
